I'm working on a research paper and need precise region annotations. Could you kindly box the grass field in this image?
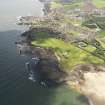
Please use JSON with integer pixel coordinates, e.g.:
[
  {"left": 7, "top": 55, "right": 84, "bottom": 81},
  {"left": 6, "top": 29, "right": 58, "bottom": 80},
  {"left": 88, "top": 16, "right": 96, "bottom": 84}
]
[
  {"left": 92, "top": 0, "right": 105, "bottom": 8},
  {"left": 53, "top": 0, "right": 105, "bottom": 9},
  {"left": 31, "top": 32, "right": 104, "bottom": 70},
  {"left": 50, "top": 1, "right": 63, "bottom": 9},
  {"left": 63, "top": 2, "right": 83, "bottom": 10}
]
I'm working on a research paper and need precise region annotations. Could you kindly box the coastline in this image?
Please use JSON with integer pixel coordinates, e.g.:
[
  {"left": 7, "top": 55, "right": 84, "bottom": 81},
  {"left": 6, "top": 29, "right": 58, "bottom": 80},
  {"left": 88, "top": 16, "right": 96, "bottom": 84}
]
[{"left": 16, "top": 0, "right": 105, "bottom": 105}]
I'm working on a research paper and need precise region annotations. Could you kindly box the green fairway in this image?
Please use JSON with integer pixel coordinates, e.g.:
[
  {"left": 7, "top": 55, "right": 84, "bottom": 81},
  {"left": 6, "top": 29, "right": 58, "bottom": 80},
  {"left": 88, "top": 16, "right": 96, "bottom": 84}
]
[{"left": 92, "top": 0, "right": 105, "bottom": 8}]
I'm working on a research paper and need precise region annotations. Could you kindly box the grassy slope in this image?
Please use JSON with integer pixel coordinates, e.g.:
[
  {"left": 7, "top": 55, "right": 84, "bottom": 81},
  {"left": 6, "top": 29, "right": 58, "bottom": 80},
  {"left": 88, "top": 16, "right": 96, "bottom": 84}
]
[
  {"left": 51, "top": 1, "right": 63, "bottom": 9},
  {"left": 31, "top": 32, "right": 104, "bottom": 71},
  {"left": 63, "top": 2, "right": 83, "bottom": 10},
  {"left": 53, "top": 0, "right": 105, "bottom": 9},
  {"left": 92, "top": 0, "right": 105, "bottom": 8},
  {"left": 98, "top": 30, "right": 105, "bottom": 38},
  {"left": 52, "top": 0, "right": 83, "bottom": 10}
]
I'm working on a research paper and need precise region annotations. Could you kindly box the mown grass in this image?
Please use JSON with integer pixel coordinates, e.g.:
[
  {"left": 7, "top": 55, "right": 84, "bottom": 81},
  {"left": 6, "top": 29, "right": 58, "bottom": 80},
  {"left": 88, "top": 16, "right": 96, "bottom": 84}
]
[
  {"left": 50, "top": 1, "right": 84, "bottom": 13},
  {"left": 31, "top": 32, "right": 104, "bottom": 71},
  {"left": 63, "top": 2, "right": 83, "bottom": 10},
  {"left": 53, "top": 0, "right": 105, "bottom": 9},
  {"left": 92, "top": 0, "right": 105, "bottom": 8},
  {"left": 50, "top": 2, "right": 63, "bottom": 9},
  {"left": 98, "top": 30, "right": 105, "bottom": 38}
]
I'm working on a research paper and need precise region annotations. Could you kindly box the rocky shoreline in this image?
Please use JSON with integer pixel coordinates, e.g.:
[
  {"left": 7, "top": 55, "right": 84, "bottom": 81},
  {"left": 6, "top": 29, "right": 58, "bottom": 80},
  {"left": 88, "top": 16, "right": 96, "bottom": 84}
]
[{"left": 15, "top": 28, "right": 68, "bottom": 86}]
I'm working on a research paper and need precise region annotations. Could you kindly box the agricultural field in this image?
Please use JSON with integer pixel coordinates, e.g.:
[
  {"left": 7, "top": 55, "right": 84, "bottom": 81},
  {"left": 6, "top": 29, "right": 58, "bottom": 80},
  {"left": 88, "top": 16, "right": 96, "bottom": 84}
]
[{"left": 92, "top": 0, "right": 105, "bottom": 8}]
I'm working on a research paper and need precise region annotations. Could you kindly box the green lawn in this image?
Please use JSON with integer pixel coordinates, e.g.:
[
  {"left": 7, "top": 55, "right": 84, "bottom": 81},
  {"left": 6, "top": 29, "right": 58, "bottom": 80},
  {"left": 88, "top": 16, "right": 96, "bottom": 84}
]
[
  {"left": 50, "top": 1, "right": 63, "bottom": 9},
  {"left": 92, "top": 0, "right": 105, "bottom": 8},
  {"left": 52, "top": 0, "right": 105, "bottom": 10},
  {"left": 97, "top": 30, "right": 105, "bottom": 38},
  {"left": 63, "top": 2, "right": 83, "bottom": 10},
  {"left": 51, "top": 0, "right": 83, "bottom": 10}
]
